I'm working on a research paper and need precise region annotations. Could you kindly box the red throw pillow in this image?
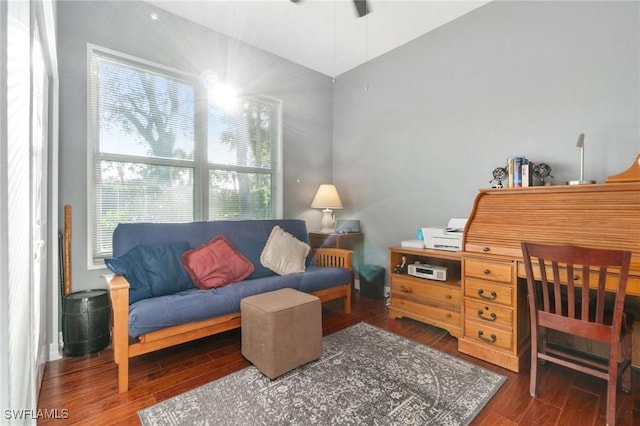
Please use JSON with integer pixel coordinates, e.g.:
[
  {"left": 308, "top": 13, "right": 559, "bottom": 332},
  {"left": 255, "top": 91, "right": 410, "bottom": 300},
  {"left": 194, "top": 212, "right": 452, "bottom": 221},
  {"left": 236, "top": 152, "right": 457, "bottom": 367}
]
[{"left": 182, "top": 236, "right": 255, "bottom": 289}]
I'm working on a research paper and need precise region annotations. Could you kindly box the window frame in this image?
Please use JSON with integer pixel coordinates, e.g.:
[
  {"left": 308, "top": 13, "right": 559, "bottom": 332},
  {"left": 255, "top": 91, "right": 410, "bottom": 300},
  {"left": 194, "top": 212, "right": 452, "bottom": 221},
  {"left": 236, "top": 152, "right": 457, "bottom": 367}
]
[{"left": 86, "top": 44, "right": 283, "bottom": 269}]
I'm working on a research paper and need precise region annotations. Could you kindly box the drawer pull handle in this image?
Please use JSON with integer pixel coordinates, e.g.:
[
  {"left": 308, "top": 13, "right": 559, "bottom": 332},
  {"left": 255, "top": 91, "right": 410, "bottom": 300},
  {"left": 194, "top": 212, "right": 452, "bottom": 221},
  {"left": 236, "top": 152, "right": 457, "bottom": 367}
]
[
  {"left": 477, "top": 310, "right": 497, "bottom": 322},
  {"left": 400, "top": 286, "right": 410, "bottom": 294},
  {"left": 446, "top": 313, "right": 452, "bottom": 318},
  {"left": 482, "top": 247, "right": 490, "bottom": 252},
  {"left": 477, "top": 330, "right": 497, "bottom": 344},
  {"left": 445, "top": 294, "right": 452, "bottom": 299},
  {"left": 483, "top": 269, "right": 490, "bottom": 275},
  {"left": 477, "top": 289, "right": 497, "bottom": 300},
  {"left": 573, "top": 275, "right": 580, "bottom": 281}
]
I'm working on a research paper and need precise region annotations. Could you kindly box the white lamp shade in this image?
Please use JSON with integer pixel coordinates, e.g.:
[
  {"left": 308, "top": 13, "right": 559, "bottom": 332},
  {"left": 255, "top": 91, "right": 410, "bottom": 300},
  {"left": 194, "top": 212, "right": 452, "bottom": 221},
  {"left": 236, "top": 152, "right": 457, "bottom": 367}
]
[{"left": 311, "top": 184, "right": 343, "bottom": 209}]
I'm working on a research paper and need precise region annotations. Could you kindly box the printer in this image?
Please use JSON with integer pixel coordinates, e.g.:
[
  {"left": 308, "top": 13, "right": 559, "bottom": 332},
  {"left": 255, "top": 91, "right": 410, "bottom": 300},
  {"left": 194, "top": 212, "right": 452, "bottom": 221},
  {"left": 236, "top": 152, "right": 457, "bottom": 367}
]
[{"left": 422, "top": 218, "right": 467, "bottom": 251}]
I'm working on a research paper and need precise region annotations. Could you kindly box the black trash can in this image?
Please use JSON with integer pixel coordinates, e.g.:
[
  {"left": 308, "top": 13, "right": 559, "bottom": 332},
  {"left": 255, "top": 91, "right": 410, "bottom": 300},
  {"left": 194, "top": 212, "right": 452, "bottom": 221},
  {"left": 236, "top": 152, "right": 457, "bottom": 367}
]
[
  {"left": 62, "top": 289, "right": 111, "bottom": 357},
  {"left": 359, "top": 265, "right": 385, "bottom": 299}
]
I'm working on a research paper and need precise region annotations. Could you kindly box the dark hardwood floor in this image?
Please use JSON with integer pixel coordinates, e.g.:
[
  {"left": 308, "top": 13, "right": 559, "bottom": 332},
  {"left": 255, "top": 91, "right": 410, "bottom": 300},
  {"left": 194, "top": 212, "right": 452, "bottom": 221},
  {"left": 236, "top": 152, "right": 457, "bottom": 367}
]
[{"left": 38, "top": 291, "right": 640, "bottom": 425}]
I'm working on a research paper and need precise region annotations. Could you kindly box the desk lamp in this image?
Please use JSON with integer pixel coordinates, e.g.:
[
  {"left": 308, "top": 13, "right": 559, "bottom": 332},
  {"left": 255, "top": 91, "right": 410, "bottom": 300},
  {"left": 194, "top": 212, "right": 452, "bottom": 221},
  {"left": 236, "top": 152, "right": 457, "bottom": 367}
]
[
  {"left": 311, "top": 184, "right": 343, "bottom": 233},
  {"left": 567, "top": 133, "right": 596, "bottom": 185}
]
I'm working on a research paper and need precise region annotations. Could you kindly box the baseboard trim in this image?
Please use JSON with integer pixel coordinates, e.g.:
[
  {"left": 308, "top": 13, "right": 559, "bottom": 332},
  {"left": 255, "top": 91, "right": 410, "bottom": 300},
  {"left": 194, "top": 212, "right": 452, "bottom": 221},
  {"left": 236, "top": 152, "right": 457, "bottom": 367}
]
[{"left": 48, "top": 333, "right": 62, "bottom": 361}]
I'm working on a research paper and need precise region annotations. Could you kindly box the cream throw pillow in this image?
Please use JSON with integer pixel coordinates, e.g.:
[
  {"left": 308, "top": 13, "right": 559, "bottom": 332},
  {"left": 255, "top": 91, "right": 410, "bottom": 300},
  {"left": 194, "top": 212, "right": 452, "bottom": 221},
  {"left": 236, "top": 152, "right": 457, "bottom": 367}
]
[{"left": 260, "top": 225, "right": 310, "bottom": 275}]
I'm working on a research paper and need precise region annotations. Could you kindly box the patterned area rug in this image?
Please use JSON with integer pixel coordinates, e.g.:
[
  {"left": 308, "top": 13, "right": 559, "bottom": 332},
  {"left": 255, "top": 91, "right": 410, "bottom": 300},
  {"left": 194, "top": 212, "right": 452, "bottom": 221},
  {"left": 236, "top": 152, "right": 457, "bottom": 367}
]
[{"left": 139, "top": 322, "right": 505, "bottom": 425}]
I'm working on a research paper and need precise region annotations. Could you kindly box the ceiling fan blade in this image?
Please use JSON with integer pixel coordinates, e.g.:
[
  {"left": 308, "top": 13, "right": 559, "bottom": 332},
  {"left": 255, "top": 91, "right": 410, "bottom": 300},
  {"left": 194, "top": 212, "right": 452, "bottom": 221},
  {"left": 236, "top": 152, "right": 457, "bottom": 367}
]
[
  {"left": 290, "top": 0, "right": 369, "bottom": 18},
  {"left": 353, "top": 0, "right": 370, "bottom": 17}
]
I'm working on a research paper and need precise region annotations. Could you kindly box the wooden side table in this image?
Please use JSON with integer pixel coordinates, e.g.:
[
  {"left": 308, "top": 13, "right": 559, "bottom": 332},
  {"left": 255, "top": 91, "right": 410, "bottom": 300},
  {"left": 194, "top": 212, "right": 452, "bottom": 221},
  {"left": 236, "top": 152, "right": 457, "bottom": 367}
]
[{"left": 308, "top": 232, "right": 364, "bottom": 272}]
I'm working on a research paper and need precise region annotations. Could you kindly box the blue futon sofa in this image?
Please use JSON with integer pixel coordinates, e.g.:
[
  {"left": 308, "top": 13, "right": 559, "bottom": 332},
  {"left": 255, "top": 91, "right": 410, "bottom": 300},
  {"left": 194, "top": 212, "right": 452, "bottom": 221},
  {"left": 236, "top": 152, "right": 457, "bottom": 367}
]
[{"left": 106, "top": 219, "right": 352, "bottom": 393}]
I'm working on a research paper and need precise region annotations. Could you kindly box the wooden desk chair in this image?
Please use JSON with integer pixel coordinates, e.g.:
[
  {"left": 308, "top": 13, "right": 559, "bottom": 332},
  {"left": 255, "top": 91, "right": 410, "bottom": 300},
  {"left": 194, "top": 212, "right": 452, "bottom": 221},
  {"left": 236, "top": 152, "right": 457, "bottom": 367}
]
[{"left": 521, "top": 242, "right": 632, "bottom": 426}]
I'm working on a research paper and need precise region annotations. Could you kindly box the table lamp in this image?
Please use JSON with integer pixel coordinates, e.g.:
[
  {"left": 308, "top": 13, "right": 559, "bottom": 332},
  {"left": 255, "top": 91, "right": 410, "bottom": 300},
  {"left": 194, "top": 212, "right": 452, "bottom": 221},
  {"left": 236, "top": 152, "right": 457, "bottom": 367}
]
[
  {"left": 311, "top": 184, "right": 343, "bottom": 233},
  {"left": 567, "top": 133, "right": 596, "bottom": 185}
]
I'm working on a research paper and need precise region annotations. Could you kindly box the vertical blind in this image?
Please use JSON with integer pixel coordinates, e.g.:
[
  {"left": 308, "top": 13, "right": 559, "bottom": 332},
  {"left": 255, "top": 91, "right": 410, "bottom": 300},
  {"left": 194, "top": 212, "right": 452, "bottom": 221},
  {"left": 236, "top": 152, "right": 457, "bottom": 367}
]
[{"left": 6, "top": 0, "right": 34, "bottom": 415}]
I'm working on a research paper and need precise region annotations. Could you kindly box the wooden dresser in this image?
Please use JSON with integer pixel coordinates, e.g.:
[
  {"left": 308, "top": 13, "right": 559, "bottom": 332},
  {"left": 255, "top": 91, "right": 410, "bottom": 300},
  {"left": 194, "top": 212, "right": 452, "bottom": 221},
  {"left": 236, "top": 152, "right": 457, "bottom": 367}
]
[
  {"left": 459, "top": 182, "right": 640, "bottom": 372},
  {"left": 388, "top": 247, "right": 462, "bottom": 337}
]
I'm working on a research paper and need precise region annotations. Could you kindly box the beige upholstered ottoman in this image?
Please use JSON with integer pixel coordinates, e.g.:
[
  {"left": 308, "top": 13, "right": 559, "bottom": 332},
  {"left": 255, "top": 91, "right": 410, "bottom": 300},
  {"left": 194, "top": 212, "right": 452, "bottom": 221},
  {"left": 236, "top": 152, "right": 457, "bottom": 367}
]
[{"left": 241, "top": 288, "right": 322, "bottom": 379}]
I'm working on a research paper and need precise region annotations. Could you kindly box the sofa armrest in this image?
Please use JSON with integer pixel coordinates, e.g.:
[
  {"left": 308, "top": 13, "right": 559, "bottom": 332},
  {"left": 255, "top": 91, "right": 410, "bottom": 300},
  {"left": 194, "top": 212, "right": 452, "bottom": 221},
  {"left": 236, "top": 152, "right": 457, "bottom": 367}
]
[
  {"left": 312, "top": 248, "right": 353, "bottom": 314},
  {"left": 106, "top": 274, "right": 130, "bottom": 393},
  {"left": 312, "top": 248, "right": 353, "bottom": 271}
]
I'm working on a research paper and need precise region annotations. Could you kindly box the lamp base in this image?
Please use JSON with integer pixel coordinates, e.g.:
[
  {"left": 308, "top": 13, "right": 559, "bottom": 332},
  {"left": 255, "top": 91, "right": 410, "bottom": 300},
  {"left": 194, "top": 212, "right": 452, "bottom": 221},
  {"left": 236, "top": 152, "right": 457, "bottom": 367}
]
[
  {"left": 566, "top": 180, "right": 596, "bottom": 185},
  {"left": 320, "top": 208, "right": 336, "bottom": 234}
]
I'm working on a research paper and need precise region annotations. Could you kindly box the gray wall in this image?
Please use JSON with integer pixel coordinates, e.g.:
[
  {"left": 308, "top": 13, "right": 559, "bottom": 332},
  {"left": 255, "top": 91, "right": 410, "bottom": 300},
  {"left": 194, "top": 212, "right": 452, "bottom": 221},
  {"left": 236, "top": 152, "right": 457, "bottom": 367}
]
[
  {"left": 56, "top": 0, "right": 640, "bottom": 329},
  {"left": 57, "top": 1, "right": 334, "bottom": 294},
  {"left": 333, "top": 1, "right": 640, "bottom": 270}
]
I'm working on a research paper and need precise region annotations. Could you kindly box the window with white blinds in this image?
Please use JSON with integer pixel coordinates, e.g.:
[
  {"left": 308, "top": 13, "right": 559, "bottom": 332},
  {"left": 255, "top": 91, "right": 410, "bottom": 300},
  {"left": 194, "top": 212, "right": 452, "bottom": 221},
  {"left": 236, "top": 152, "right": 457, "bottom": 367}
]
[{"left": 88, "top": 46, "right": 282, "bottom": 264}]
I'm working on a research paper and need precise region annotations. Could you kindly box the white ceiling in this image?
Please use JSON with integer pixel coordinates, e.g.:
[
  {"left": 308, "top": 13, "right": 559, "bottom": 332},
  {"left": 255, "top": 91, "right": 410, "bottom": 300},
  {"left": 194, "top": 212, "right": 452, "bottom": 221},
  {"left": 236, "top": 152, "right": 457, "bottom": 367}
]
[{"left": 144, "top": 0, "right": 490, "bottom": 77}]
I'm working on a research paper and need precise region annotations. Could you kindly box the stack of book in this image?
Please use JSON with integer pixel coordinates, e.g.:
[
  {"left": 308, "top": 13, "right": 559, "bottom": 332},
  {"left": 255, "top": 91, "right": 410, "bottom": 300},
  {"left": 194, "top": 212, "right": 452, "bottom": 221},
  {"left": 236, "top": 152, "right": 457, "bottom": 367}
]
[{"left": 507, "top": 156, "right": 532, "bottom": 187}]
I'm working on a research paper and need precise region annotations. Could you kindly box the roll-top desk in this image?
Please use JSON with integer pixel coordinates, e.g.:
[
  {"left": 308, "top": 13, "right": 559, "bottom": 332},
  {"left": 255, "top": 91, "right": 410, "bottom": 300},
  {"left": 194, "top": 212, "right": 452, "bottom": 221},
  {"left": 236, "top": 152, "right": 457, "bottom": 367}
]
[{"left": 459, "top": 182, "right": 640, "bottom": 372}]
